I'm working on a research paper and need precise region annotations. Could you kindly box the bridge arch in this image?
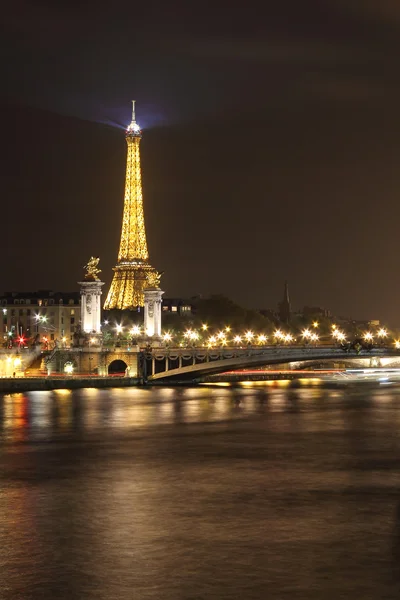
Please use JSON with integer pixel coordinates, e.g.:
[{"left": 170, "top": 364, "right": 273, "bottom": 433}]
[
  {"left": 108, "top": 359, "right": 128, "bottom": 375},
  {"left": 148, "top": 347, "right": 400, "bottom": 382}
]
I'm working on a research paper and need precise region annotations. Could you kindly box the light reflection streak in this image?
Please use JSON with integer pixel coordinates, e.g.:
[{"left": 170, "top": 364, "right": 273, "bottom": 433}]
[{"left": 2, "top": 381, "right": 392, "bottom": 441}]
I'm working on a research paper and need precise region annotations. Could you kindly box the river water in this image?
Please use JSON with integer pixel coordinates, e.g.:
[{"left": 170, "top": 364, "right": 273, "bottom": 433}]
[{"left": 1, "top": 382, "right": 400, "bottom": 599}]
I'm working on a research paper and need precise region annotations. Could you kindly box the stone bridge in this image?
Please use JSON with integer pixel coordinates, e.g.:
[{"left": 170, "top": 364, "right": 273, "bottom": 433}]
[
  {"left": 147, "top": 346, "right": 400, "bottom": 382},
  {"left": 45, "top": 347, "right": 139, "bottom": 377}
]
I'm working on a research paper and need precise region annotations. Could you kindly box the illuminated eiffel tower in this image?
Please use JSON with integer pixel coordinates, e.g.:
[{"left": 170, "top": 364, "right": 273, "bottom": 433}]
[{"left": 104, "top": 102, "right": 157, "bottom": 310}]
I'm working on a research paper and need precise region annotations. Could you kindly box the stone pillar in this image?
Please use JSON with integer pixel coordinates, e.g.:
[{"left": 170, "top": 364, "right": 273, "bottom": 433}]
[
  {"left": 78, "top": 280, "right": 105, "bottom": 334},
  {"left": 144, "top": 287, "right": 164, "bottom": 337}
]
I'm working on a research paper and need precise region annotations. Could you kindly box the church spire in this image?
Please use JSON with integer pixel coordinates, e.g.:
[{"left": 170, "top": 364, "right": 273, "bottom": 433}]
[{"left": 279, "top": 281, "right": 291, "bottom": 324}]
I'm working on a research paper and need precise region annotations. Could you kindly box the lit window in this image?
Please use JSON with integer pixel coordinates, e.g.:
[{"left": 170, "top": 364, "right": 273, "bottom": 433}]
[
  {"left": 171, "top": 306, "right": 178, "bottom": 312},
  {"left": 162, "top": 306, "right": 169, "bottom": 312}
]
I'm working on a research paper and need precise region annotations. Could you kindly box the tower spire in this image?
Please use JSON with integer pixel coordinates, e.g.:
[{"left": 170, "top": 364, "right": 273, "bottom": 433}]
[
  {"left": 104, "top": 102, "right": 157, "bottom": 310},
  {"left": 279, "top": 281, "right": 291, "bottom": 324}
]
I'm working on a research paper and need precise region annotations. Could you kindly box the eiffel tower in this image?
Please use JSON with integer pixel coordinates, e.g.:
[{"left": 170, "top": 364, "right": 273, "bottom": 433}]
[{"left": 104, "top": 102, "right": 157, "bottom": 310}]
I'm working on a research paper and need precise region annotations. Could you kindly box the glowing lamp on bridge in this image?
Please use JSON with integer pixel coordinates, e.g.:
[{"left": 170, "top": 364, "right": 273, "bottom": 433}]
[
  {"left": 312, "top": 321, "right": 319, "bottom": 328},
  {"left": 395, "top": 340, "right": 400, "bottom": 349},
  {"left": 115, "top": 324, "right": 123, "bottom": 334},
  {"left": 274, "top": 330, "right": 284, "bottom": 340},
  {"left": 301, "top": 329, "right": 312, "bottom": 339},
  {"left": 310, "top": 333, "right": 319, "bottom": 342},
  {"left": 257, "top": 334, "right": 267, "bottom": 344},
  {"left": 201, "top": 324, "right": 208, "bottom": 331},
  {"left": 332, "top": 329, "right": 346, "bottom": 341},
  {"left": 234, "top": 335, "right": 242, "bottom": 344},
  {"left": 185, "top": 330, "right": 199, "bottom": 342},
  {"left": 217, "top": 331, "right": 226, "bottom": 340},
  {"left": 284, "top": 333, "right": 294, "bottom": 343},
  {"left": 363, "top": 332, "right": 373, "bottom": 342},
  {"left": 130, "top": 325, "right": 141, "bottom": 336},
  {"left": 163, "top": 332, "right": 172, "bottom": 342},
  {"left": 64, "top": 363, "right": 74, "bottom": 375},
  {"left": 377, "top": 328, "right": 388, "bottom": 339},
  {"left": 244, "top": 331, "right": 254, "bottom": 342}
]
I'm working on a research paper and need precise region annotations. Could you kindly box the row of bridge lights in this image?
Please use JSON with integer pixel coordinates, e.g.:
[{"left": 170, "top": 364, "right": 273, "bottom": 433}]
[
  {"left": 106, "top": 321, "right": 400, "bottom": 349},
  {"left": 167, "top": 325, "right": 398, "bottom": 348}
]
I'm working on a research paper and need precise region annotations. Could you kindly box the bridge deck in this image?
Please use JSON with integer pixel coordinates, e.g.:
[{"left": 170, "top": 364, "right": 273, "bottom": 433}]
[{"left": 147, "top": 346, "right": 399, "bottom": 381}]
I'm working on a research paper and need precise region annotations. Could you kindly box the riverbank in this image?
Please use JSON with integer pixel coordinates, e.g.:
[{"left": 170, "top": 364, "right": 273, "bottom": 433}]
[{"left": 0, "top": 376, "right": 141, "bottom": 393}]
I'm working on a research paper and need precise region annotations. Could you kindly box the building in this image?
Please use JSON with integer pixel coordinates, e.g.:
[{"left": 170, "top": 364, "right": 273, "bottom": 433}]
[
  {"left": 302, "top": 306, "right": 332, "bottom": 319},
  {"left": 104, "top": 101, "right": 159, "bottom": 310},
  {"left": 0, "top": 290, "right": 80, "bottom": 347},
  {"left": 162, "top": 298, "right": 193, "bottom": 316}
]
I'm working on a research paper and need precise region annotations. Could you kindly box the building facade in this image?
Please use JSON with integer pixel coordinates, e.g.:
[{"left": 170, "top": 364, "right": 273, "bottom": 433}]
[{"left": 0, "top": 291, "right": 81, "bottom": 347}]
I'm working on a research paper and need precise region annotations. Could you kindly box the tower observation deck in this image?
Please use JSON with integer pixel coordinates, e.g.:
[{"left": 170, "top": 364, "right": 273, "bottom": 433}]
[{"left": 104, "top": 102, "right": 157, "bottom": 310}]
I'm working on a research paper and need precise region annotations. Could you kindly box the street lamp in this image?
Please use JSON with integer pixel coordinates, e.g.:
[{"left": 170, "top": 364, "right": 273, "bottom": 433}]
[
  {"left": 244, "top": 331, "right": 254, "bottom": 344},
  {"left": 377, "top": 328, "right": 388, "bottom": 343}
]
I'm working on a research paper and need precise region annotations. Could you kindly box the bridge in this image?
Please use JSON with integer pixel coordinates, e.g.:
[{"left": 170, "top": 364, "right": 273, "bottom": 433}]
[
  {"left": 146, "top": 345, "right": 400, "bottom": 382},
  {"left": 7, "top": 343, "right": 400, "bottom": 383}
]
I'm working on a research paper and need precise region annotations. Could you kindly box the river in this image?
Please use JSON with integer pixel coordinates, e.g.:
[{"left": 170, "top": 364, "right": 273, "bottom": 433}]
[{"left": 1, "top": 382, "right": 400, "bottom": 599}]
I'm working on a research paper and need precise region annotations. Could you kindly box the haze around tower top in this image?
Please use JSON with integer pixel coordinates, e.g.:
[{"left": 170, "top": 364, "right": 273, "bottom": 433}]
[{"left": 3, "top": 0, "right": 400, "bottom": 324}]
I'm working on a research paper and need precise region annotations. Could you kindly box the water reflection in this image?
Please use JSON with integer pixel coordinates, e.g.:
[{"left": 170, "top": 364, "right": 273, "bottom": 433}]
[
  {"left": 1, "top": 383, "right": 400, "bottom": 598},
  {"left": 0, "top": 382, "right": 398, "bottom": 443}
]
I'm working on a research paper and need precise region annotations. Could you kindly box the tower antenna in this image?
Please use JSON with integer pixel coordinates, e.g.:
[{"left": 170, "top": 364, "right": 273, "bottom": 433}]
[{"left": 131, "top": 100, "right": 136, "bottom": 124}]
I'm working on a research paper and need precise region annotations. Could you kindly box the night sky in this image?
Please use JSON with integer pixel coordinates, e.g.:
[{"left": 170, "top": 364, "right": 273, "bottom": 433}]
[{"left": 2, "top": 1, "right": 400, "bottom": 324}]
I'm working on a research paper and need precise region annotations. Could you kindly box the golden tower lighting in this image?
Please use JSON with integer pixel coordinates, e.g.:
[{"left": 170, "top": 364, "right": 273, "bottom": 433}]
[{"left": 104, "top": 101, "right": 157, "bottom": 309}]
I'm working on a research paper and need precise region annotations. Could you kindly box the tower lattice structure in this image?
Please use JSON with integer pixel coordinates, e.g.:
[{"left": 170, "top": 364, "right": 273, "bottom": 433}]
[{"left": 104, "top": 102, "right": 157, "bottom": 310}]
